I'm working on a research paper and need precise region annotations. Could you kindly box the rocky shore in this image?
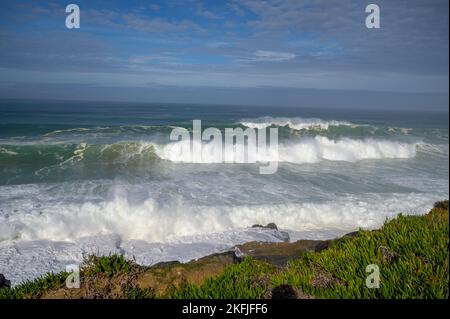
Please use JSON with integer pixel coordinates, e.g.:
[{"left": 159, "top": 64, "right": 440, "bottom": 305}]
[{"left": 1, "top": 200, "right": 448, "bottom": 299}]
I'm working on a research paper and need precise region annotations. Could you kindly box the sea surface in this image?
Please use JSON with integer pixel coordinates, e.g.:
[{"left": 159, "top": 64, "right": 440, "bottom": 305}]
[{"left": 0, "top": 99, "right": 448, "bottom": 285}]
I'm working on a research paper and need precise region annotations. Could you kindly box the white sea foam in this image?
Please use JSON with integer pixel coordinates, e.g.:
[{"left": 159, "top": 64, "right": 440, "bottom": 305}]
[
  {"left": 240, "top": 116, "right": 354, "bottom": 130},
  {"left": 0, "top": 192, "right": 443, "bottom": 286},
  {"left": 0, "top": 191, "right": 438, "bottom": 243}
]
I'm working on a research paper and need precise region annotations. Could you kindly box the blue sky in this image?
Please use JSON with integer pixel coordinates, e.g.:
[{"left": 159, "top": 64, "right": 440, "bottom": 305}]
[{"left": 0, "top": 0, "right": 448, "bottom": 108}]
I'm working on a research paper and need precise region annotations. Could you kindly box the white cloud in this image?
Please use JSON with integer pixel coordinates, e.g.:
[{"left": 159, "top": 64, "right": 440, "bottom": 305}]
[
  {"left": 253, "top": 50, "right": 296, "bottom": 62},
  {"left": 196, "top": 9, "right": 221, "bottom": 20}
]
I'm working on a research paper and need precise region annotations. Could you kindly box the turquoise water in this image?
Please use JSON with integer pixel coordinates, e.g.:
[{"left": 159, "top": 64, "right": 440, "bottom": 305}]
[{"left": 0, "top": 99, "right": 448, "bottom": 285}]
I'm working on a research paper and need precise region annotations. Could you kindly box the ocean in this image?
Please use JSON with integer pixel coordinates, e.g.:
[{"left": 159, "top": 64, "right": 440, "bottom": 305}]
[{"left": 0, "top": 99, "right": 448, "bottom": 286}]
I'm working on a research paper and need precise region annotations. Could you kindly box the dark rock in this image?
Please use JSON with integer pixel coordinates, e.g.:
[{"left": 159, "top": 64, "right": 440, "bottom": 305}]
[
  {"left": 270, "top": 284, "right": 298, "bottom": 299},
  {"left": 152, "top": 250, "right": 243, "bottom": 271},
  {"left": 0, "top": 274, "right": 11, "bottom": 289},
  {"left": 268, "top": 284, "right": 314, "bottom": 299},
  {"left": 237, "top": 239, "right": 332, "bottom": 267},
  {"left": 378, "top": 246, "right": 399, "bottom": 264},
  {"left": 287, "top": 239, "right": 332, "bottom": 253},
  {"left": 250, "top": 223, "right": 289, "bottom": 242},
  {"left": 151, "top": 260, "right": 181, "bottom": 268},
  {"left": 434, "top": 200, "right": 449, "bottom": 210},
  {"left": 252, "top": 223, "right": 278, "bottom": 230},
  {"left": 195, "top": 250, "right": 243, "bottom": 265}
]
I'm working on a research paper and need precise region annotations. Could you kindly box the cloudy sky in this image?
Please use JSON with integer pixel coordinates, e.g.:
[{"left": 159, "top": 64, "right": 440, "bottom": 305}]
[{"left": 0, "top": 0, "right": 448, "bottom": 108}]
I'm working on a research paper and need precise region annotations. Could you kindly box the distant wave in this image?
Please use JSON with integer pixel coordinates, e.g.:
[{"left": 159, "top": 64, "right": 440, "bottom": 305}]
[
  {"left": 41, "top": 125, "right": 170, "bottom": 139},
  {"left": 240, "top": 116, "right": 355, "bottom": 130}
]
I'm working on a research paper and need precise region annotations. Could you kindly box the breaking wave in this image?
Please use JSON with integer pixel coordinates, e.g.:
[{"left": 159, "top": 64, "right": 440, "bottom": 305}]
[
  {"left": 157, "top": 136, "right": 418, "bottom": 164},
  {"left": 0, "top": 137, "right": 419, "bottom": 168},
  {"left": 0, "top": 192, "right": 439, "bottom": 243},
  {"left": 240, "top": 116, "right": 355, "bottom": 130}
]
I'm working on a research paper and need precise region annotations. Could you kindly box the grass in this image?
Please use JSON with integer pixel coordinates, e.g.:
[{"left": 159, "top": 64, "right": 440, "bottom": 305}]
[{"left": 0, "top": 200, "right": 448, "bottom": 299}]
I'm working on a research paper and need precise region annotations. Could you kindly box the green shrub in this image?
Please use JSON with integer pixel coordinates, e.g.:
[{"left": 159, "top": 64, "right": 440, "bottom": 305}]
[{"left": 84, "top": 254, "right": 136, "bottom": 277}]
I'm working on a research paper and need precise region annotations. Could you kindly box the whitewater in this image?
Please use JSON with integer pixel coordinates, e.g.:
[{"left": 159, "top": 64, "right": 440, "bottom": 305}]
[{"left": 0, "top": 101, "right": 448, "bottom": 286}]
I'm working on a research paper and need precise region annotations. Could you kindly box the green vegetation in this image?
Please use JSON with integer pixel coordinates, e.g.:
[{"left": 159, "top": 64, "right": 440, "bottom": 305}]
[
  {"left": 1, "top": 200, "right": 448, "bottom": 299},
  {"left": 171, "top": 258, "right": 276, "bottom": 299},
  {"left": 83, "top": 255, "right": 138, "bottom": 277},
  {"left": 0, "top": 272, "right": 69, "bottom": 299},
  {"left": 0, "top": 254, "right": 147, "bottom": 299},
  {"left": 269, "top": 204, "right": 449, "bottom": 299}
]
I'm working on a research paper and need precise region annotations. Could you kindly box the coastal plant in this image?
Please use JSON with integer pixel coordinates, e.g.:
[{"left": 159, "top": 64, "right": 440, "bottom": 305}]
[{"left": 83, "top": 254, "right": 138, "bottom": 277}]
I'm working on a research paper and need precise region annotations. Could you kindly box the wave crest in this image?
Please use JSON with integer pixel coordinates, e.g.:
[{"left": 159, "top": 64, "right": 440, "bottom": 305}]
[{"left": 240, "top": 116, "right": 354, "bottom": 130}]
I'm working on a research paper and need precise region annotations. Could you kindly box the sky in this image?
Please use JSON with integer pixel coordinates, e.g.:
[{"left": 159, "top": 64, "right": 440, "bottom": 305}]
[{"left": 0, "top": 0, "right": 448, "bottom": 109}]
